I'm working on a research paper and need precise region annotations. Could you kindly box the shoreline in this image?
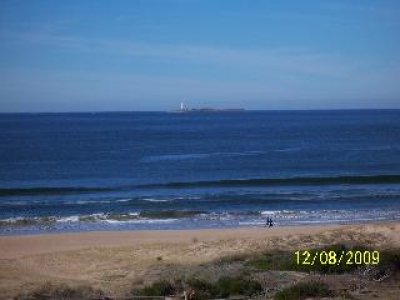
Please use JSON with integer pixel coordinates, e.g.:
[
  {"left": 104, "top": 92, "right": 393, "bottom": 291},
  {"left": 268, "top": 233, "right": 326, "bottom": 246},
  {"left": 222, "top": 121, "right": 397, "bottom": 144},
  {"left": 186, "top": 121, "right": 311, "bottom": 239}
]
[
  {"left": 1, "top": 222, "right": 397, "bottom": 259},
  {"left": 1, "top": 216, "right": 399, "bottom": 237}
]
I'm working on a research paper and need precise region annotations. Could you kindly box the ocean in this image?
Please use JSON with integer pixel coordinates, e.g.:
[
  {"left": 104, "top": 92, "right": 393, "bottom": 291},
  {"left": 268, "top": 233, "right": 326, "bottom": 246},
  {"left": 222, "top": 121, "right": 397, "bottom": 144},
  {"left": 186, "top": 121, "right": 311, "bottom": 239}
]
[{"left": 1, "top": 110, "right": 400, "bottom": 234}]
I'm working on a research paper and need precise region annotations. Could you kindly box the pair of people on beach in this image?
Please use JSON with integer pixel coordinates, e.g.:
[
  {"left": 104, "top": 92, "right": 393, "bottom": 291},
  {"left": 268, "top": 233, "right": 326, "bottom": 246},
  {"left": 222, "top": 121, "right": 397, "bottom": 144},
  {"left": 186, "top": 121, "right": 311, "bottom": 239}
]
[{"left": 265, "top": 216, "right": 274, "bottom": 228}]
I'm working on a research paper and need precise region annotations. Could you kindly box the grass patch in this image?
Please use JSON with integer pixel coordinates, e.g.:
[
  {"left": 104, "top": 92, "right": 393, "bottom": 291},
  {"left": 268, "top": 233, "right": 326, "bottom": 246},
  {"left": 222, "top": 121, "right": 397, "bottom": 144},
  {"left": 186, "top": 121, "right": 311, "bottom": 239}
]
[
  {"left": 187, "top": 276, "right": 262, "bottom": 299},
  {"left": 133, "top": 280, "right": 175, "bottom": 297},
  {"left": 247, "top": 244, "right": 383, "bottom": 274},
  {"left": 379, "top": 249, "right": 400, "bottom": 272},
  {"left": 246, "top": 251, "right": 294, "bottom": 271},
  {"left": 133, "top": 276, "right": 262, "bottom": 299},
  {"left": 216, "top": 252, "right": 249, "bottom": 264},
  {"left": 15, "top": 282, "right": 104, "bottom": 300},
  {"left": 212, "top": 276, "right": 262, "bottom": 298},
  {"left": 186, "top": 277, "right": 216, "bottom": 300},
  {"left": 274, "top": 281, "right": 333, "bottom": 300},
  {"left": 367, "top": 248, "right": 400, "bottom": 280}
]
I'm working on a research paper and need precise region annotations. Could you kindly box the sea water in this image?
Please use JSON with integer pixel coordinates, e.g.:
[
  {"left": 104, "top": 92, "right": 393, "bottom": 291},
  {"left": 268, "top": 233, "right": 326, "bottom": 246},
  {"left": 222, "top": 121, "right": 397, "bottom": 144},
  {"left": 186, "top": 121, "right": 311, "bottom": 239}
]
[{"left": 1, "top": 110, "right": 400, "bottom": 234}]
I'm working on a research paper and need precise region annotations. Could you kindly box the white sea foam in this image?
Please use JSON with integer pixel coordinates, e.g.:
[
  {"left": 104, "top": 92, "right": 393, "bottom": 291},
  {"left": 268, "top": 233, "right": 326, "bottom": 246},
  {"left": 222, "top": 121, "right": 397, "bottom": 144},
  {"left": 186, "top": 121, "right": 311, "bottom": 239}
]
[
  {"left": 74, "top": 200, "right": 112, "bottom": 205},
  {"left": 281, "top": 210, "right": 301, "bottom": 215},
  {"left": 89, "top": 213, "right": 107, "bottom": 218},
  {"left": 141, "top": 198, "right": 170, "bottom": 202},
  {"left": 260, "top": 210, "right": 278, "bottom": 215},
  {"left": 57, "top": 216, "right": 80, "bottom": 223},
  {"left": 116, "top": 198, "right": 132, "bottom": 203},
  {"left": 174, "top": 196, "right": 201, "bottom": 200},
  {"left": 104, "top": 218, "right": 179, "bottom": 224},
  {"left": 0, "top": 216, "right": 25, "bottom": 223},
  {"left": 77, "top": 213, "right": 108, "bottom": 222}
]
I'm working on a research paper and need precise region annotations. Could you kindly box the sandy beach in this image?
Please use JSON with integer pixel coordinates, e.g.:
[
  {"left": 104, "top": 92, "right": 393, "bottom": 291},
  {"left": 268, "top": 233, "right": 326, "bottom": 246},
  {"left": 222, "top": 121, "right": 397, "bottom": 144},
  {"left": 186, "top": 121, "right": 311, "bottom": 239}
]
[
  {"left": 0, "top": 225, "right": 340, "bottom": 259},
  {"left": 1, "top": 223, "right": 399, "bottom": 299}
]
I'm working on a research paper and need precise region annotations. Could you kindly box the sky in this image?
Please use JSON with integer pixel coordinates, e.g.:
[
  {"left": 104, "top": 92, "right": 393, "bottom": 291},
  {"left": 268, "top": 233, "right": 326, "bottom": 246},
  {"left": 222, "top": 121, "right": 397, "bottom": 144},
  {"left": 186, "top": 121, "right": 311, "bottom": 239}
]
[{"left": 0, "top": 0, "right": 400, "bottom": 112}]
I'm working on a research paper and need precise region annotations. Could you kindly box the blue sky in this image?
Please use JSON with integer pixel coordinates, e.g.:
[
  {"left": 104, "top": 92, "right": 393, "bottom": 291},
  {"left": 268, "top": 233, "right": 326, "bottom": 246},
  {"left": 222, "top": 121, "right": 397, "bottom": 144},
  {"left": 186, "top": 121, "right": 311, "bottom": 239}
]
[{"left": 0, "top": 0, "right": 399, "bottom": 112}]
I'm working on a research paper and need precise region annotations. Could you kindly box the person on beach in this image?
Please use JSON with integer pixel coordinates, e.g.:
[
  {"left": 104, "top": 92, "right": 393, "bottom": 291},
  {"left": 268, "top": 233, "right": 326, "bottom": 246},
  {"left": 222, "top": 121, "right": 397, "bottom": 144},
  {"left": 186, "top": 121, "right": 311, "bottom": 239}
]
[
  {"left": 264, "top": 216, "right": 274, "bottom": 228},
  {"left": 265, "top": 216, "right": 270, "bottom": 228},
  {"left": 265, "top": 216, "right": 274, "bottom": 228}
]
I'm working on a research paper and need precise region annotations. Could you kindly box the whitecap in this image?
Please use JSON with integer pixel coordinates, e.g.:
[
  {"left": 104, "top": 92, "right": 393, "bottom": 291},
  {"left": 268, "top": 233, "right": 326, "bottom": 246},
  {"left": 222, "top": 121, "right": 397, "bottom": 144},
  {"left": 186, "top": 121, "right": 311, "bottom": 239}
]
[
  {"left": 260, "top": 210, "right": 278, "bottom": 215},
  {"left": 116, "top": 198, "right": 132, "bottom": 203},
  {"left": 141, "top": 198, "right": 170, "bottom": 202},
  {"left": 104, "top": 218, "right": 179, "bottom": 224},
  {"left": 57, "top": 216, "right": 80, "bottom": 223}
]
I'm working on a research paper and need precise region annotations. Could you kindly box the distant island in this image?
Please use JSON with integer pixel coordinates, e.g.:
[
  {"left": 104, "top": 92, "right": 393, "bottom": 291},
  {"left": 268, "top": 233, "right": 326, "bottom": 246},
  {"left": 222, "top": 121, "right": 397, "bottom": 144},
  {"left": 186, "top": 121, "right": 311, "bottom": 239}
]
[{"left": 171, "top": 102, "right": 245, "bottom": 113}]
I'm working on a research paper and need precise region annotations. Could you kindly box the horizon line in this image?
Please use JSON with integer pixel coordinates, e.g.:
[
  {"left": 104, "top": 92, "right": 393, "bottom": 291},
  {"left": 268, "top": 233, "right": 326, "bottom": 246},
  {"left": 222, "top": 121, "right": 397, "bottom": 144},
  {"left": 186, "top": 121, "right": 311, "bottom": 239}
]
[{"left": 1, "top": 107, "right": 400, "bottom": 114}]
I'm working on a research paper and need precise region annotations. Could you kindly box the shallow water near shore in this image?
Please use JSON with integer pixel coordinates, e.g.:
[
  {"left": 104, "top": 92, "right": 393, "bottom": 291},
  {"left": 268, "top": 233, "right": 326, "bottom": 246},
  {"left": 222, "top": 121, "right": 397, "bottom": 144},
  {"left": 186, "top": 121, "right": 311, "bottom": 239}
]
[{"left": 1, "top": 110, "right": 400, "bottom": 234}]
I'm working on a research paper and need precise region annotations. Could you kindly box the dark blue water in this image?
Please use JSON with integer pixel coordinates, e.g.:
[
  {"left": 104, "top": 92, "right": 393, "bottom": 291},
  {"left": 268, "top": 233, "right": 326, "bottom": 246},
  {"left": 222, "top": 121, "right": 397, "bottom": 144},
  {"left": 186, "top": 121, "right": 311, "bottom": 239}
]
[{"left": 1, "top": 110, "right": 400, "bottom": 234}]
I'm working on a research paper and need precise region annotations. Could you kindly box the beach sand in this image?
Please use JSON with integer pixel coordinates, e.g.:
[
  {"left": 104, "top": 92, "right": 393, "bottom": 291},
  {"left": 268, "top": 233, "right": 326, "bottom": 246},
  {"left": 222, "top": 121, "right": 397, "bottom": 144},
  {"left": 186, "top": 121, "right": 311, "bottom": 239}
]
[{"left": 1, "top": 223, "right": 399, "bottom": 299}]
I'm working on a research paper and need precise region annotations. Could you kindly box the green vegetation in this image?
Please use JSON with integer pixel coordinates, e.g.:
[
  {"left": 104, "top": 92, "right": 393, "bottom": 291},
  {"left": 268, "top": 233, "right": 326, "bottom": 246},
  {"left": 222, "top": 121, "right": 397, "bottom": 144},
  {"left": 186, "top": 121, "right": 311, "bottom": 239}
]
[
  {"left": 246, "top": 251, "right": 295, "bottom": 271},
  {"left": 133, "top": 245, "right": 400, "bottom": 299},
  {"left": 133, "top": 276, "right": 262, "bottom": 299},
  {"left": 247, "top": 244, "right": 379, "bottom": 274},
  {"left": 15, "top": 282, "right": 103, "bottom": 300},
  {"left": 368, "top": 249, "right": 400, "bottom": 281},
  {"left": 212, "top": 276, "right": 262, "bottom": 298},
  {"left": 133, "top": 280, "right": 175, "bottom": 297},
  {"left": 274, "top": 281, "right": 333, "bottom": 300},
  {"left": 379, "top": 249, "right": 400, "bottom": 272},
  {"left": 186, "top": 277, "right": 216, "bottom": 300}
]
